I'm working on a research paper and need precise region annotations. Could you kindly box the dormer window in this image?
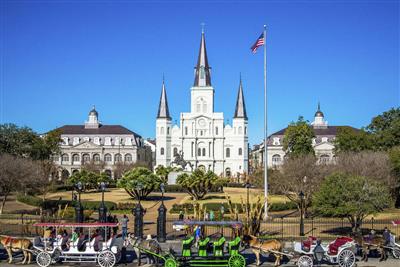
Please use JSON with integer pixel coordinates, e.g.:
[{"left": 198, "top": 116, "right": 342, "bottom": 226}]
[
  {"left": 321, "top": 137, "right": 328, "bottom": 143},
  {"left": 73, "top": 137, "right": 80, "bottom": 145},
  {"left": 273, "top": 137, "right": 280, "bottom": 146}
]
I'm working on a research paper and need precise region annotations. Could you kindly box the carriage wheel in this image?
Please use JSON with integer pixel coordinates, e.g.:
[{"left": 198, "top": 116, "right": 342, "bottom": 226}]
[
  {"left": 164, "top": 257, "right": 178, "bottom": 267},
  {"left": 392, "top": 248, "right": 400, "bottom": 259},
  {"left": 36, "top": 251, "right": 52, "bottom": 267},
  {"left": 297, "top": 255, "right": 313, "bottom": 267},
  {"left": 114, "top": 249, "right": 122, "bottom": 263},
  {"left": 97, "top": 250, "right": 116, "bottom": 267},
  {"left": 338, "top": 249, "right": 355, "bottom": 267},
  {"left": 228, "top": 254, "right": 246, "bottom": 267}
]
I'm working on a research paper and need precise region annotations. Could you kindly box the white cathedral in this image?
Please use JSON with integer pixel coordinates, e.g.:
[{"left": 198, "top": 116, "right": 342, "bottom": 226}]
[{"left": 155, "top": 31, "right": 249, "bottom": 177}]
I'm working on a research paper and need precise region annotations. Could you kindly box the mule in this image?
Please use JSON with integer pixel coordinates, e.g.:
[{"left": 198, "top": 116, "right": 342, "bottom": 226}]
[
  {"left": 352, "top": 233, "right": 386, "bottom": 262},
  {"left": 0, "top": 235, "right": 32, "bottom": 264},
  {"left": 242, "top": 234, "right": 283, "bottom": 266},
  {"left": 126, "top": 233, "right": 162, "bottom": 265}
]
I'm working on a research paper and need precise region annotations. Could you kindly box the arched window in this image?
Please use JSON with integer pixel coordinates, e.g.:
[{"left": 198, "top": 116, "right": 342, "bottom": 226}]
[
  {"left": 82, "top": 153, "right": 90, "bottom": 163},
  {"left": 93, "top": 154, "right": 100, "bottom": 162},
  {"left": 245, "top": 127, "right": 247, "bottom": 135},
  {"left": 202, "top": 148, "right": 206, "bottom": 156},
  {"left": 125, "top": 154, "right": 132, "bottom": 162},
  {"left": 160, "top": 127, "right": 164, "bottom": 135},
  {"left": 104, "top": 154, "right": 112, "bottom": 162},
  {"left": 61, "top": 154, "right": 69, "bottom": 162},
  {"left": 198, "top": 148, "right": 201, "bottom": 156},
  {"left": 238, "top": 148, "right": 243, "bottom": 156},
  {"left": 238, "top": 126, "right": 243, "bottom": 134},
  {"left": 72, "top": 154, "right": 80, "bottom": 163},
  {"left": 215, "top": 127, "right": 218, "bottom": 135},
  {"left": 185, "top": 127, "right": 188, "bottom": 135},
  {"left": 115, "top": 154, "right": 122, "bottom": 162},
  {"left": 272, "top": 154, "right": 282, "bottom": 166},
  {"left": 173, "top": 147, "right": 178, "bottom": 156},
  {"left": 196, "top": 103, "right": 201, "bottom": 112},
  {"left": 226, "top": 148, "right": 230, "bottom": 158},
  {"left": 61, "top": 169, "right": 70, "bottom": 179},
  {"left": 203, "top": 102, "right": 207, "bottom": 113},
  {"left": 319, "top": 154, "right": 330, "bottom": 164},
  {"left": 160, "top": 147, "right": 165, "bottom": 155},
  {"left": 225, "top": 168, "right": 231, "bottom": 177},
  {"left": 167, "top": 127, "right": 170, "bottom": 135}
]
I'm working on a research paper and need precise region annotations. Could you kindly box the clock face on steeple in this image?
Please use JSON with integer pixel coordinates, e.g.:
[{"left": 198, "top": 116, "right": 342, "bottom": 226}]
[{"left": 198, "top": 118, "right": 206, "bottom": 127}]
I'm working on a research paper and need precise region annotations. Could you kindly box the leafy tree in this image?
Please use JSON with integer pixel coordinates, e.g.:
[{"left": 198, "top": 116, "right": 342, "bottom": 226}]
[
  {"left": 117, "top": 167, "right": 162, "bottom": 199},
  {"left": 177, "top": 169, "right": 223, "bottom": 200},
  {"left": 155, "top": 165, "right": 180, "bottom": 183},
  {"left": 313, "top": 172, "right": 391, "bottom": 232},
  {"left": 367, "top": 108, "right": 400, "bottom": 150},
  {"left": 334, "top": 127, "right": 374, "bottom": 153},
  {"left": 282, "top": 116, "right": 315, "bottom": 157},
  {"left": 68, "top": 169, "right": 111, "bottom": 192}
]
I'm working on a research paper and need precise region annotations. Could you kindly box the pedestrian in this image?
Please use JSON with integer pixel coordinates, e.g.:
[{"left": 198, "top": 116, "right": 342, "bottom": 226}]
[
  {"left": 383, "top": 227, "right": 391, "bottom": 261},
  {"left": 113, "top": 215, "right": 119, "bottom": 235},
  {"left": 204, "top": 211, "right": 209, "bottom": 221},
  {"left": 121, "top": 214, "right": 129, "bottom": 241},
  {"left": 179, "top": 210, "right": 184, "bottom": 220}
]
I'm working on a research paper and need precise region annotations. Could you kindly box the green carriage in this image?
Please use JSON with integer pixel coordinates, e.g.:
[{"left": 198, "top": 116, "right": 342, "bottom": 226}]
[{"left": 132, "top": 220, "right": 246, "bottom": 267}]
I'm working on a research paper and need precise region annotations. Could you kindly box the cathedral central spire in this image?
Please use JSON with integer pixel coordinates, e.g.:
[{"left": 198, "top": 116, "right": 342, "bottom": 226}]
[
  {"left": 157, "top": 77, "right": 171, "bottom": 119},
  {"left": 194, "top": 31, "right": 212, "bottom": 87}
]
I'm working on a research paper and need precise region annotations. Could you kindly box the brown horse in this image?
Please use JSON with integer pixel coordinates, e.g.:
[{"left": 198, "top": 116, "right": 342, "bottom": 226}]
[
  {"left": 352, "top": 233, "right": 386, "bottom": 262},
  {"left": 242, "top": 234, "right": 283, "bottom": 266},
  {"left": 0, "top": 235, "right": 32, "bottom": 264}
]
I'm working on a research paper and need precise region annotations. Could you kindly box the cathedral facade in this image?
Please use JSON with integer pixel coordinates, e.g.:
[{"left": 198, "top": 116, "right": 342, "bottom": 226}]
[{"left": 155, "top": 32, "right": 248, "bottom": 177}]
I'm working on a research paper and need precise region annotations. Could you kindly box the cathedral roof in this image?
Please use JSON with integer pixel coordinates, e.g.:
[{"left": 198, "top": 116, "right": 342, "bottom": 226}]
[
  {"left": 55, "top": 125, "right": 141, "bottom": 137},
  {"left": 233, "top": 77, "right": 248, "bottom": 120},
  {"left": 157, "top": 78, "right": 171, "bottom": 119},
  {"left": 193, "top": 31, "right": 212, "bottom": 87}
]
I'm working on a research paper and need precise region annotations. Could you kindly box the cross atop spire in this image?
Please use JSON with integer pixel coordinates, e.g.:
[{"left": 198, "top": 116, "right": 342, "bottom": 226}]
[
  {"left": 234, "top": 75, "right": 248, "bottom": 120},
  {"left": 157, "top": 77, "right": 171, "bottom": 119},
  {"left": 193, "top": 29, "right": 212, "bottom": 87}
]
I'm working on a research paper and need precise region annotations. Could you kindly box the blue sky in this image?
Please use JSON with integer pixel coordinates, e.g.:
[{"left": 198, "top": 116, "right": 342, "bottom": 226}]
[{"left": 1, "top": 0, "right": 399, "bottom": 145}]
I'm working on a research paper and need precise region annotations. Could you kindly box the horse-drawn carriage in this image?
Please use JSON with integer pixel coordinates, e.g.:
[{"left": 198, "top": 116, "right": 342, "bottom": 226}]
[
  {"left": 127, "top": 220, "right": 246, "bottom": 267},
  {"left": 31, "top": 222, "right": 121, "bottom": 267},
  {"left": 293, "top": 236, "right": 357, "bottom": 267}
]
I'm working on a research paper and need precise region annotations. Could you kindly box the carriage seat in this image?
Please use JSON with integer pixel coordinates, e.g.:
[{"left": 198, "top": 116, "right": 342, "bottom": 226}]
[
  {"left": 228, "top": 237, "right": 241, "bottom": 256},
  {"left": 301, "top": 236, "right": 317, "bottom": 252},
  {"left": 328, "top": 237, "right": 353, "bottom": 255},
  {"left": 198, "top": 237, "right": 210, "bottom": 257},
  {"left": 182, "top": 236, "right": 194, "bottom": 257},
  {"left": 213, "top": 236, "right": 226, "bottom": 257},
  {"left": 33, "top": 237, "right": 44, "bottom": 249}
]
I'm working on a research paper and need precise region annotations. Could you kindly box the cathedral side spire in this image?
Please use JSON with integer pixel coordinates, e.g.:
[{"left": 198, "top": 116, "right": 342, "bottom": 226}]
[
  {"left": 234, "top": 76, "right": 248, "bottom": 120},
  {"left": 193, "top": 30, "right": 212, "bottom": 87},
  {"left": 157, "top": 78, "right": 171, "bottom": 119}
]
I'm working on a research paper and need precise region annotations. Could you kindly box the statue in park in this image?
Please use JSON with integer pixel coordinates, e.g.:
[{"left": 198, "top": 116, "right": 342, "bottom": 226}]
[{"left": 171, "top": 151, "right": 193, "bottom": 171}]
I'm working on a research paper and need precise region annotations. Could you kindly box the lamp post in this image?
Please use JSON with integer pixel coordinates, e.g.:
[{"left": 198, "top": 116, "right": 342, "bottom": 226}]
[
  {"left": 245, "top": 181, "right": 251, "bottom": 227},
  {"left": 299, "top": 191, "right": 305, "bottom": 236},
  {"left": 98, "top": 182, "right": 107, "bottom": 223},
  {"left": 133, "top": 182, "right": 144, "bottom": 240},
  {"left": 157, "top": 183, "right": 167, "bottom": 242},
  {"left": 75, "top": 181, "right": 84, "bottom": 223}
]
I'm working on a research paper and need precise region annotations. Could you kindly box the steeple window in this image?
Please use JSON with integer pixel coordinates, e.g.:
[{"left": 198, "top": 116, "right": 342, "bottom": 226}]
[
  {"left": 160, "top": 148, "right": 165, "bottom": 155},
  {"left": 226, "top": 148, "right": 230, "bottom": 158},
  {"left": 238, "top": 126, "right": 243, "bottom": 135},
  {"left": 238, "top": 148, "right": 243, "bottom": 156}
]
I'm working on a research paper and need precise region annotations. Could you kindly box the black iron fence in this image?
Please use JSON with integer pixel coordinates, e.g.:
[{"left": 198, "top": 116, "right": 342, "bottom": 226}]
[{"left": 165, "top": 217, "right": 400, "bottom": 240}]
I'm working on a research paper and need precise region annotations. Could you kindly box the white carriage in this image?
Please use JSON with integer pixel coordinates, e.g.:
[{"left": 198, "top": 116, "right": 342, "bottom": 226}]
[
  {"left": 388, "top": 233, "right": 400, "bottom": 259},
  {"left": 294, "top": 236, "right": 357, "bottom": 267},
  {"left": 32, "top": 222, "right": 121, "bottom": 267}
]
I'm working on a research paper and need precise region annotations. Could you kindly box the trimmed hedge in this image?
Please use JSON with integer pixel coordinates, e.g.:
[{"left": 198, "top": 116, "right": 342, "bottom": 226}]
[{"left": 17, "top": 195, "right": 117, "bottom": 211}]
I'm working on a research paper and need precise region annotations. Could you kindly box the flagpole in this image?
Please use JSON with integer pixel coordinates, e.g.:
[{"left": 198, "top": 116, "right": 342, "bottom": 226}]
[{"left": 263, "top": 25, "right": 268, "bottom": 219}]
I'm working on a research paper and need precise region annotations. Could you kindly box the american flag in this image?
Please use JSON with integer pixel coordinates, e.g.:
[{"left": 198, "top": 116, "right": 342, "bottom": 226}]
[{"left": 250, "top": 33, "right": 265, "bottom": 54}]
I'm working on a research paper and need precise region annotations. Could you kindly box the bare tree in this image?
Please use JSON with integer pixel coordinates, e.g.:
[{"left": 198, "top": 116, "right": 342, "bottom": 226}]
[
  {"left": 0, "top": 154, "right": 38, "bottom": 214},
  {"left": 270, "top": 154, "right": 330, "bottom": 215},
  {"left": 334, "top": 151, "right": 397, "bottom": 198},
  {"left": 82, "top": 160, "right": 106, "bottom": 174},
  {"left": 113, "top": 162, "right": 136, "bottom": 179}
]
